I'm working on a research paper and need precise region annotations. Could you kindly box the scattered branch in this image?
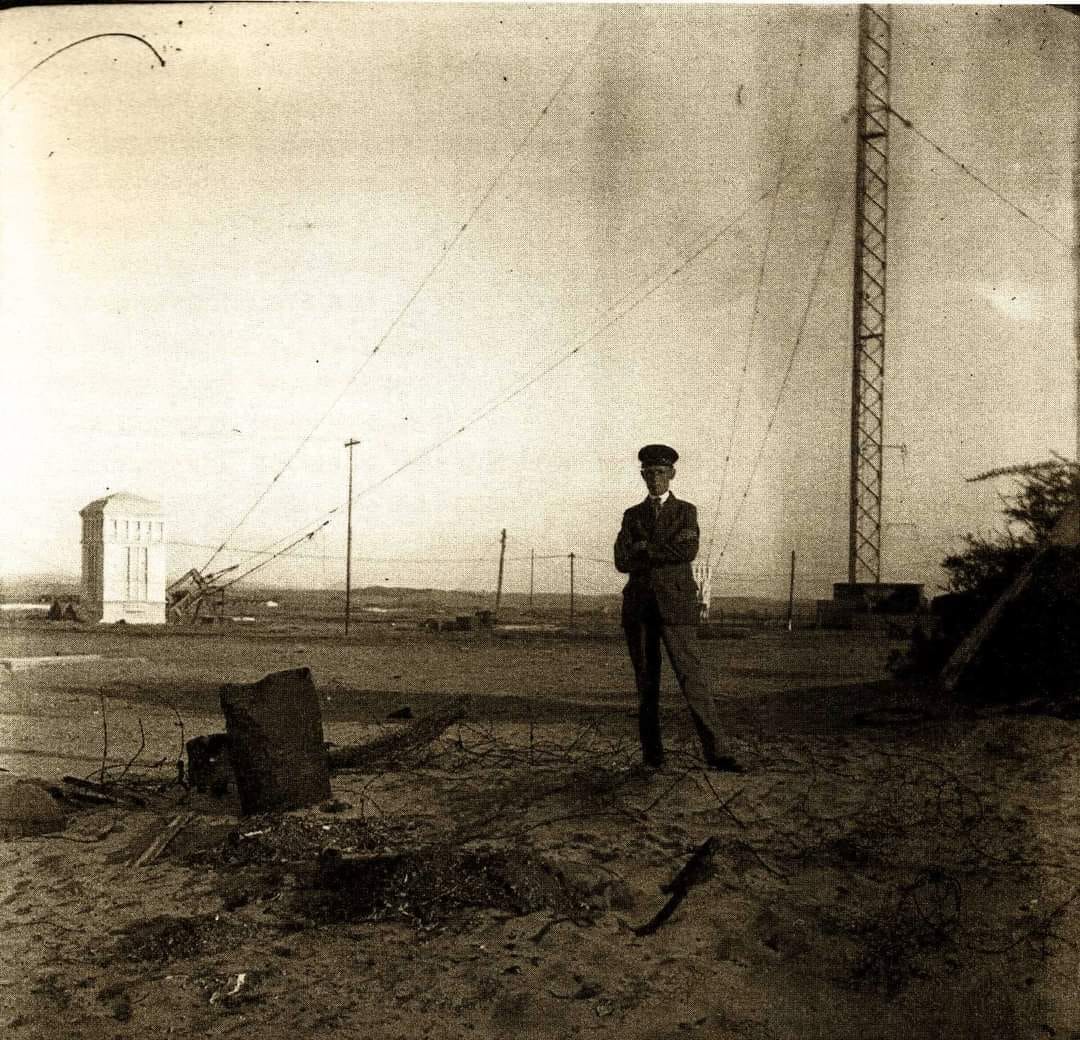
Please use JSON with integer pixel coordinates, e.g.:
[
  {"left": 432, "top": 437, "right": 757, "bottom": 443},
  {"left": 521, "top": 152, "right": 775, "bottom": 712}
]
[
  {"left": 115, "top": 719, "right": 146, "bottom": 782},
  {"left": 632, "top": 836, "right": 719, "bottom": 936},
  {"left": 92, "top": 692, "right": 109, "bottom": 782}
]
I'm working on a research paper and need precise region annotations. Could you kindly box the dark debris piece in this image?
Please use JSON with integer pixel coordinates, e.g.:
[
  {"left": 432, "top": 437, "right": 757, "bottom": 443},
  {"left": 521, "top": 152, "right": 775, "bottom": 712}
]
[
  {"left": 311, "top": 843, "right": 591, "bottom": 927},
  {"left": 111, "top": 913, "right": 247, "bottom": 964},
  {"left": 187, "top": 814, "right": 419, "bottom": 869}
]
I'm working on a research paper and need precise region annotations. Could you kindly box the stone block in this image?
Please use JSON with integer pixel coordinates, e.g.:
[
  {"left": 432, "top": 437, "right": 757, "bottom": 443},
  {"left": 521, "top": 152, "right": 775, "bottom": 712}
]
[{"left": 219, "top": 667, "right": 331, "bottom": 815}]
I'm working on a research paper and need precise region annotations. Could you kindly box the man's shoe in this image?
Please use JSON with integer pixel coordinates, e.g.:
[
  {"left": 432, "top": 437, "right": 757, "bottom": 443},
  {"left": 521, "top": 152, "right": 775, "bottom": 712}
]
[
  {"left": 631, "top": 757, "right": 665, "bottom": 777},
  {"left": 705, "top": 754, "right": 744, "bottom": 773}
]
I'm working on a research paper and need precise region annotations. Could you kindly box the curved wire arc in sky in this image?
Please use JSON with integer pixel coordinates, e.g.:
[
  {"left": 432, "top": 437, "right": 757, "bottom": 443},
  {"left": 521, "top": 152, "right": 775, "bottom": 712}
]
[{"left": 1, "top": 32, "right": 165, "bottom": 105}]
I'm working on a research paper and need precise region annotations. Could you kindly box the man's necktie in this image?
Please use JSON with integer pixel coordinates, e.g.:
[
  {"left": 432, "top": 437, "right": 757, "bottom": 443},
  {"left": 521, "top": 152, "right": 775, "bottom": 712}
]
[{"left": 651, "top": 497, "right": 663, "bottom": 520}]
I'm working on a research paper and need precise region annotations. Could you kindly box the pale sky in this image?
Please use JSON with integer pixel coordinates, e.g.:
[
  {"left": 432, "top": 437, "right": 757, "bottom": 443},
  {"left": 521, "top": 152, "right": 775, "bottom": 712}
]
[{"left": 1, "top": 3, "right": 1076, "bottom": 598}]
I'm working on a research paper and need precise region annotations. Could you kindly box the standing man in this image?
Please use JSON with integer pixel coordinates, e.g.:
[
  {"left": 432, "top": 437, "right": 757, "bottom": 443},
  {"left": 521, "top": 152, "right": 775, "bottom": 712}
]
[{"left": 614, "top": 444, "right": 742, "bottom": 772}]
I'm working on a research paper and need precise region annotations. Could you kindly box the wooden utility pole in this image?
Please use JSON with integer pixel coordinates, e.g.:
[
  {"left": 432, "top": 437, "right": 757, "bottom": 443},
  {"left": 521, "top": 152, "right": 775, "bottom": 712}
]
[
  {"left": 786, "top": 550, "right": 796, "bottom": 632},
  {"left": 344, "top": 438, "right": 360, "bottom": 635},
  {"left": 1075, "top": 114, "right": 1079, "bottom": 462},
  {"left": 569, "top": 551, "right": 575, "bottom": 625},
  {"left": 495, "top": 528, "right": 507, "bottom": 615},
  {"left": 529, "top": 548, "right": 535, "bottom": 608}
]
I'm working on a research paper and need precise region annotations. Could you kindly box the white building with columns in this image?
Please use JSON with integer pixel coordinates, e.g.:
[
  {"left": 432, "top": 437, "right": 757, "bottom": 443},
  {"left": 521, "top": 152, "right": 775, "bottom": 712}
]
[{"left": 79, "top": 493, "right": 167, "bottom": 624}]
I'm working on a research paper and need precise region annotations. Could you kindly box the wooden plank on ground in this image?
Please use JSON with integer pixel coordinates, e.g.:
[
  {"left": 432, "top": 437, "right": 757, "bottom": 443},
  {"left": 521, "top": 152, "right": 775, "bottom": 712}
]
[{"left": 133, "top": 812, "right": 194, "bottom": 866}]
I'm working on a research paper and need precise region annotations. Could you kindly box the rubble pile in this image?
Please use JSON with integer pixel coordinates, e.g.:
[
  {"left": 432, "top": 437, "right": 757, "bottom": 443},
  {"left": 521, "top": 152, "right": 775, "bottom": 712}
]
[
  {"left": 313, "top": 843, "right": 589, "bottom": 926},
  {"left": 191, "top": 814, "right": 425, "bottom": 869},
  {"left": 189, "top": 815, "right": 589, "bottom": 928},
  {"left": 0, "top": 778, "right": 66, "bottom": 838}
]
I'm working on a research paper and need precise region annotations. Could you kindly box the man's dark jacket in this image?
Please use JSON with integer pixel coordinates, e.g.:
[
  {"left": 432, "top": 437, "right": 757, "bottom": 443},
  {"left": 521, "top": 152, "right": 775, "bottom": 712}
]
[{"left": 614, "top": 493, "right": 701, "bottom": 626}]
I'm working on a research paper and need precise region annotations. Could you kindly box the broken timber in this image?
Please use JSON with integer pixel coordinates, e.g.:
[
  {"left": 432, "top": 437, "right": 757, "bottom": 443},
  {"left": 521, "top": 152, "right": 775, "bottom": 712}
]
[
  {"left": 632, "top": 836, "right": 719, "bottom": 937},
  {"left": 326, "top": 696, "right": 468, "bottom": 772},
  {"left": 59, "top": 776, "right": 147, "bottom": 808}
]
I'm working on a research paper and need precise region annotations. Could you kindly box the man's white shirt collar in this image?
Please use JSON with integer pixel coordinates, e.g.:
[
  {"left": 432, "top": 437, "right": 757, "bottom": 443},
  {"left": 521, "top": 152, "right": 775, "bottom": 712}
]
[{"left": 650, "top": 491, "right": 671, "bottom": 505}]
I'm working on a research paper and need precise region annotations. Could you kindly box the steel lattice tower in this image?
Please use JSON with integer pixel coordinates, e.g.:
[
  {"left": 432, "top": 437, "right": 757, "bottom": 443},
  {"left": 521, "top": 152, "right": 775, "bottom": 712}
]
[{"left": 848, "top": 5, "right": 891, "bottom": 585}]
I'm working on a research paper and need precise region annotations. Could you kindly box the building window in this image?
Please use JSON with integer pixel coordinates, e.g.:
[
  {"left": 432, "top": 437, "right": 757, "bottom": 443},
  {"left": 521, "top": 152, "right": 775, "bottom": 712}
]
[{"left": 127, "top": 546, "right": 149, "bottom": 601}]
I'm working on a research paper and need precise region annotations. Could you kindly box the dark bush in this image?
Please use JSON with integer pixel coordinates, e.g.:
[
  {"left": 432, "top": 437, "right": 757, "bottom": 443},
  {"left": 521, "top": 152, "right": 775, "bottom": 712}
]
[{"left": 896, "top": 458, "right": 1080, "bottom": 704}]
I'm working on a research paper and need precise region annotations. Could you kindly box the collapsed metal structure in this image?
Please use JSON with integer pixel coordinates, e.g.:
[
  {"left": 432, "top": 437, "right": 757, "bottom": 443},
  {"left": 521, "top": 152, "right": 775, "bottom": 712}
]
[{"left": 166, "top": 565, "right": 238, "bottom": 622}]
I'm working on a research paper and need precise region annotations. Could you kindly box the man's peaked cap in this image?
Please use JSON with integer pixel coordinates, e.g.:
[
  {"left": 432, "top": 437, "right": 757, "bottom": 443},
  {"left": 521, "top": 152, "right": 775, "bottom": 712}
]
[{"left": 638, "top": 444, "right": 678, "bottom": 466}]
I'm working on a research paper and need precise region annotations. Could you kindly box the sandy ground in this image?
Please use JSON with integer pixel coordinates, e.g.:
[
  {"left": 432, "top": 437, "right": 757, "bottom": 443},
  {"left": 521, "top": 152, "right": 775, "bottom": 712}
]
[{"left": 1, "top": 620, "right": 1079, "bottom": 1039}]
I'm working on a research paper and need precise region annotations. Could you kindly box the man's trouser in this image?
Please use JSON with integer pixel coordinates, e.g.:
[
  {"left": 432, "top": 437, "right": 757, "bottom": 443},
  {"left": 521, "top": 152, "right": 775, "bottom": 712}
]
[{"left": 623, "top": 597, "right": 722, "bottom": 764}]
